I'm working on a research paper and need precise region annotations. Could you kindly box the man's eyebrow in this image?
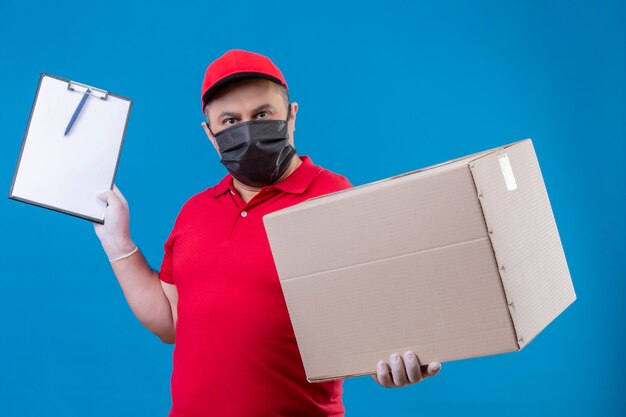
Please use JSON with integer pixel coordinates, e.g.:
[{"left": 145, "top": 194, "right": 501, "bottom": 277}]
[
  {"left": 251, "top": 103, "right": 277, "bottom": 114},
  {"left": 216, "top": 104, "right": 277, "bottom": 122},
  {"left": 217, "top": 110, "right": 241, "bottom": 120}
]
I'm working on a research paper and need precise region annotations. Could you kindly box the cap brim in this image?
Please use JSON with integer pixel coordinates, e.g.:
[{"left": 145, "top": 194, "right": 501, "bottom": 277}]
[{"left": 202, "top": 72, "right": 284, "bottom": 110}]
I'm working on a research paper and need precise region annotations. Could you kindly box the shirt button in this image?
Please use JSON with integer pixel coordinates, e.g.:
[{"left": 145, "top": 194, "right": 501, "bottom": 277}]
[{"left": 240, "top": 210, "right": 248, "bottom": 217}]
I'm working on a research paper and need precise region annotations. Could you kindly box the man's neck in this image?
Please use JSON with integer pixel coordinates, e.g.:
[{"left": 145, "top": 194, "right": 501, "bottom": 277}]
[{"left": 232, "top": 156, "right": 302, "bottom": 204}]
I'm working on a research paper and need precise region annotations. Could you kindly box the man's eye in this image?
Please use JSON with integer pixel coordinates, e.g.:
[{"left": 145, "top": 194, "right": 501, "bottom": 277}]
[
  {"left": 224, "top": 118, "right": 237, "bottom": 125},
  {"left": 256, "top": 111, "right": 269, "bottom": 119}
]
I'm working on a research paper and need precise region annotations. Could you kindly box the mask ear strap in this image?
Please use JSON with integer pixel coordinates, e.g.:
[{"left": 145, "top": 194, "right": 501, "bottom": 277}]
[{"left": 205, "top": 121, "right": 217, "bottom": 137}]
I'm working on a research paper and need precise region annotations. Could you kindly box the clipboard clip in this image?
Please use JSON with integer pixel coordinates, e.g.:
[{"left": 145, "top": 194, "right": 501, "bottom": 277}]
[{"left": 67, "top": 80, "right": 108, "bottom": 101}]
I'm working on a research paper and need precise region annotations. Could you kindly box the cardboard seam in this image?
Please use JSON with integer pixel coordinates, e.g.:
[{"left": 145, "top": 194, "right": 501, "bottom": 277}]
[
  {"left": 309, "top": 372, "right": 374, "bottom": 383},
  {"left": 280, "top": 236, "right": 491, "bottom": 282},
  {"left": 468, "top": 163, "right": 522, "bottom": 350}
]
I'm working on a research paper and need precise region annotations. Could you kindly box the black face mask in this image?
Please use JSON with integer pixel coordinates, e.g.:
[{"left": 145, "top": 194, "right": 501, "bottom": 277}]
[{"left": 211, "top": 106, "right": 297, "bottom": 187}]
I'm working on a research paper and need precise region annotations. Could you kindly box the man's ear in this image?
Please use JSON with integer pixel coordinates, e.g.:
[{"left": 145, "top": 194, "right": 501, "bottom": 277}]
[
  {"left": 201, "top": 122, "right": 221, "bottom": 156},
  {"left": 290, "top": 102, "right": 299, "bottom": 132}
]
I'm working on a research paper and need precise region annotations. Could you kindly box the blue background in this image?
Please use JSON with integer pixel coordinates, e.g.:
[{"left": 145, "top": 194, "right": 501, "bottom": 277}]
[{"left": 1, "top": 0, "right": 624, "bottom": 415}]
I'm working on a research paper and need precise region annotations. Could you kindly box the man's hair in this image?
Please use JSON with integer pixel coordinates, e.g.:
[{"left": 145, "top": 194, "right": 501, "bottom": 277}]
[{"left": 203, "top": 77, "right": 290, "bottom": 122}]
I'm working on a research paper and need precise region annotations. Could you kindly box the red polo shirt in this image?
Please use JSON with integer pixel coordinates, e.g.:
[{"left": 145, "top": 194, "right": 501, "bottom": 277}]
[{"left": 159, "top": 155, "right": 353, "bottom": 417}]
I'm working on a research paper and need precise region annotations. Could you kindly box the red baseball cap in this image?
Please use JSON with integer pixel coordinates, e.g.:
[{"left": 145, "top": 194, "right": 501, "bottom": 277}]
[{"left": 201, "top": 49, "right": 288, "bottom": 113}]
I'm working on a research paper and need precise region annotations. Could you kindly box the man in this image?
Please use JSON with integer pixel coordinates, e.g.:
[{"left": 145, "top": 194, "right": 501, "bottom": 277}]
[{"left": 94, "top": 49, "right": 442, "bottom": 417}]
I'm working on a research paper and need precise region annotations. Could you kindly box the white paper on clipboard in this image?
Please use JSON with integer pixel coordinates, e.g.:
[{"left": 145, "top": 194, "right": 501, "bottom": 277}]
[{"left": 8, "top": 73, "right": 132, "bottom": 224}]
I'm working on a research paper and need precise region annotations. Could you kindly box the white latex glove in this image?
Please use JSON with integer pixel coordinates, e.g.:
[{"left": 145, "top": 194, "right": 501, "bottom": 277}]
[{"left": 94, "top": 184, "right": 136, "bottom": 260}]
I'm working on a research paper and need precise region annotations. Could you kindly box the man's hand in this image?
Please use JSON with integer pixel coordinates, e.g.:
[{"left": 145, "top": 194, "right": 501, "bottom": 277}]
[
  {"left": 372, "top": 351, "right": 441, "bottom": 388},
  {"left": 94, "top": 184, "right": 136, "bottom": 260}
]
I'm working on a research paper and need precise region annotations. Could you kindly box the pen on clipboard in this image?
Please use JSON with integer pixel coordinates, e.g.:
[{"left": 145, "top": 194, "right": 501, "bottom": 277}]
[{"left": 64, "top": 88, "right": 91, "bottom": 136}]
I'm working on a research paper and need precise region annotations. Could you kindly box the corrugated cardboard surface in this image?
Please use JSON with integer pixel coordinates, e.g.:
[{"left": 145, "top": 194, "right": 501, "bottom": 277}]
[
  {"left": 263, "top": 138, "right": 575, "bottom": 382},
  {"left": 469, "top": 140, "right": 577, "bottom": 348}
]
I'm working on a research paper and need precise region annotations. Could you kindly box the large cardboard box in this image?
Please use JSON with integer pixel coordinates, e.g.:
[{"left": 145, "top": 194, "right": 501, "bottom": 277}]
[{"left": 263, "top": 138, "right": 576, "bottom": 382}]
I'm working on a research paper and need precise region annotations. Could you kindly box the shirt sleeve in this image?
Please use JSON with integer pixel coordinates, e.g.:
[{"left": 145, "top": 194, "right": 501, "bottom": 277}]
[
  {"left": 159, "top": 202, "right": 189, "bottom": 285},
  {"left": 159, "top": 229, "right": 176, "bottom": 284},
  {"left": 324, "top": 171, "right": 354, "bottom": 192},
  {"left": 159, "top": 192, "right": 205, "bottom": 285},
  {"left": 332, "top": 173, "right": 353, "bottom": 191}
]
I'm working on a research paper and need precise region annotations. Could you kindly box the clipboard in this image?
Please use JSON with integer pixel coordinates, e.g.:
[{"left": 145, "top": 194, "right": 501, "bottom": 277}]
[{"left": 8, "top": 73, "right": 132, "bottom": 224}]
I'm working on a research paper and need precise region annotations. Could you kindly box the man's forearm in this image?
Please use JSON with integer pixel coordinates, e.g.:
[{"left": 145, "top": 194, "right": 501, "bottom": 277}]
[{"left": 106, "top": 242, "right": 175, "bottom": 343}]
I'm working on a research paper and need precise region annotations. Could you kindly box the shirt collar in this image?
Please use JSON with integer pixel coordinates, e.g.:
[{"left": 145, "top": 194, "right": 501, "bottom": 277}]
[{"left": 211, "top": 155, "right": 322, "bottom": 198}]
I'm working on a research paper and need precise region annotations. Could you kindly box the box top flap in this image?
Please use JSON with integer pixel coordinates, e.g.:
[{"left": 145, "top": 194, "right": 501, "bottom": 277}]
[{"left": 264, "top": 139, "right": 530, "bottom": 219}]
